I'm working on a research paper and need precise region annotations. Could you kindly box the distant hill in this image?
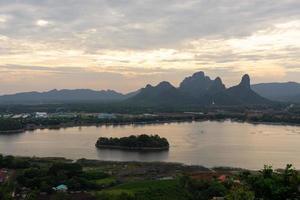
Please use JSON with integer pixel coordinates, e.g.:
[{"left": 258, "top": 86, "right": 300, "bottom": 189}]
[
  {"left": 251, "top": 82, "right": 300, "bottom": 103},
  {"left": 0, "top": 89, "right": 126, "bottom": 104},
  {"left": 290, "top": 94, "right": 300, "bottom": 102},
  {"left": 226, "top": 75, "right": 269, "bottom": 105},
  {"left": 178, "top": 71, "right": 226, "bottom": 105},
  {"left": 127, "top": 72, "right": 270, "bottom": 106},
  {"left": 179, "top": 71, "right": 226, "bottom": 97},
  {"left": 127, "top": 81, "right": 191, "bottom": 106},
  {"left": 0, "top": 72, "right": 284, "bottom": 106}
]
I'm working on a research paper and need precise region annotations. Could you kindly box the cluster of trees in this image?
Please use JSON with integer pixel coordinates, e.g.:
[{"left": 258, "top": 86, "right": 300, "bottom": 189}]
[
  {"left": 0, "top": 118, "right": 24, "bottom": 132},
  {"left": 96, "top": 134, "right": 169, "bottom": 150},
  {"left": 0, "top": 154, "right": 112, "bottom": 197},
  {"left": 290, "top": 105, "right": 300, "bottom": 114},
  {"left": 180, "top": 175, "right": 228, "bottom": 200},
  {"left": 180, "top": 164, "right": 300, "bottom": 200},
  {"left": 16, "top": 162, "right": 110, "bottom": 193},
  {"left": 0, "top": 155, "right": 31, "bottom": 168},
  {"left": 240, "top": 164, "right": 300, "bottom": 199},
  {"left": 249, "top": 114, "right": 300, "bottom": 124},
  {"left": 0, "top": 117, "right": 76, "bottom": 132}
]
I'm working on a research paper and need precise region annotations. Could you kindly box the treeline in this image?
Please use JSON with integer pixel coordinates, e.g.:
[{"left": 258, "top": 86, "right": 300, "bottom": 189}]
[
  {"left": 0, "top": 103, "right": 206, "bottom": 114},
  {"left": 248, "top": 114, "right": 300, "bottom": 124},
  {"left": 0, "top": 115, "right": 196, "bottom": 132},
  {"left": 0, "top": 114, "right": 202, "bottom": 132},
  {"left": 0, "top": 154, "right": 31, "bottom": 169},
  {"left": 96, "top": 134, "right": 169, "bottom": 150},
  {"left": 0, "top": 102, "right": 285, "bottom": 114},
  {"left": 180, "top": 164, "right": 300, "bottom": 200},
  {"left": 0, "top": 118, "right": 24, "bottom": 132}
]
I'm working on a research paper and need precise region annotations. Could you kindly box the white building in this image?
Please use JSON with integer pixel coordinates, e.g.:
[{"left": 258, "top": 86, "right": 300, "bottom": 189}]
[
  {"left": 11, "top": 114, "right": 30, "bottom": 119},
  {"left": 12, "top": 114, "right": 23, "bottom": 119},
  {"left": 35, "top": 112, "right": 48, "bottom": 118}
]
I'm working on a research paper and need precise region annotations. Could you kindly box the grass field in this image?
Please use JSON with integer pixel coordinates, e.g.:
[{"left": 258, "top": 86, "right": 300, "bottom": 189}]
[
  {"left": 93, "top": 177, "right": 117, "bottom": 187},
  {"left": 95, "top": 179, "right": 189, "bottom": 200}
]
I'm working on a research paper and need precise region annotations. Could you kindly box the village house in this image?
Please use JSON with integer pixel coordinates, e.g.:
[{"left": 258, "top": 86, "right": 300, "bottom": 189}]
[
  {"left": 0, "top": 169, "right": 8, "bottom": 183},
  {"left": 53, "top": 184, "right": 68, "bottom": 192}
]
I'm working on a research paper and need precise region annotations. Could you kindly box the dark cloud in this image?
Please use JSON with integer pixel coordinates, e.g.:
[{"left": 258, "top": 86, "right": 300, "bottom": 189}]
[
  {"left": 0, "top": 0, "right": 299, "bottom": 94},
  {"left": 0, "top": 0, "right": 299, "bottom": 49}
]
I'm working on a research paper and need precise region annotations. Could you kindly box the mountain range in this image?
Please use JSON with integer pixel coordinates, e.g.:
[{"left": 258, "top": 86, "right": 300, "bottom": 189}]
[
  {"left": 252, "top": 82, "right": 300, "bottom": 103},
  {"left": 0, "top": 89, "right": 127, "bottom": 104},
  {"left": 0, "top": 71, "right": 299, "bottom": 105},
  {"left": 128, "top": 72, "right": 270, "bottom": 106}
]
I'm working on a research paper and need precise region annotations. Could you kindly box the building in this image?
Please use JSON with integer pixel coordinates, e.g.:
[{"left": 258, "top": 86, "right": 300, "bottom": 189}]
[
  {"left": 53, "top": 184, "right": 68, "bottom": 192},
  {"left": 12, "top": 114, "right": 23, "bottom": 119},
  {"left": 35, "top": 112, "right": 48, "bottom": 118},
  {"left": 0, "top": 169, "right": 8, "bottom": 183},
  {"left": 217, "top": 175, "right": 227, "bottom": 183},
  {"left": 2, "top": 114, "right": 12, "bottom": 118},
  {"left": 22, "top": 114, "right": 30, "bottom": 119},
  {"left": 98, "top": 113, "right": 116, "bottom": 119}
]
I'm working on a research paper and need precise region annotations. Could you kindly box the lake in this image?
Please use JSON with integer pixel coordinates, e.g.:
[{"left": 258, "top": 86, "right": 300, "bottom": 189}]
[{"left": 0, "top": 120, "right": 300, "bottom": 169}]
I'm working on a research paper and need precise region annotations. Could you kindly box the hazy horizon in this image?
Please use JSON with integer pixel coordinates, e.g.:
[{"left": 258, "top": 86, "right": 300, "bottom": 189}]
[
  {"left": 0, "top": 71, "right": 299, "bottom": 96},
  {"left": 1, "top": 0, "right": 299, "bottom": 94}
]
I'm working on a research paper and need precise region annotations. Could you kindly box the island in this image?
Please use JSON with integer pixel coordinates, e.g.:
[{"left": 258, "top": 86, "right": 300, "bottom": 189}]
[{"left": 95, "top": 134, "right": 170, "bottom": 151}]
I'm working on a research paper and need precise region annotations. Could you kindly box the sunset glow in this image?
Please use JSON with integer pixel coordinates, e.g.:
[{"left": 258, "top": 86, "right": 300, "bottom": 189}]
[{"left": 0, "top": 0, "right": 299, "bottom": 94}]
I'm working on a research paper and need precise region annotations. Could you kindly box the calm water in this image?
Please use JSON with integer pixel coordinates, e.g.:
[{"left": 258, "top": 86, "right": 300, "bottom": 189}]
[{"left": 1, "top": 120, "right": 300, "bottom": 169}]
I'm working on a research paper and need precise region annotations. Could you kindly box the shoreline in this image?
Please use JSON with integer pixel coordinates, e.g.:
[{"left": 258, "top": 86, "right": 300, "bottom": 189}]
[
  {"left": 1, "top": 117, "right": 300, "bottom": 134},
  {"left": 0, "top": 128, "right": 26, "bottom": 134},
  {"left": 0, "top": 154, "right": 251, "bottom": 171},
  {"left": 95, "top": 144, "right": 169, "bottom": 151},
  {"left": 1, "top": 154, "right": 298, "bottom": 171}
]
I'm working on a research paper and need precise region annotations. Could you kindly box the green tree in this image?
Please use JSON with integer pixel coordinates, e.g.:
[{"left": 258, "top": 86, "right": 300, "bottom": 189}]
[
  {"left": 226, "top": 187, "right": 255, "bottom": 200},
  {"left": 261, "top": 165, "right": 273, "bottom": 178},
  {"left": 51, "top": 192, "right": 71, "bottom": 200},
  {"left": 25, "top": 190, "right": 38, "bottom": 200}
]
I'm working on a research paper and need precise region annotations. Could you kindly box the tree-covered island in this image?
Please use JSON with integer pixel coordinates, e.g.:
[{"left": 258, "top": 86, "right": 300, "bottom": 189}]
[{"left": 95, "top": 134, "right": 169, "bottom": 151}]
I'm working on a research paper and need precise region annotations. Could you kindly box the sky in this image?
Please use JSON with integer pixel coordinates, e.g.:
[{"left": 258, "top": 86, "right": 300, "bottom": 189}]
[{"left": 0, "top": 0, "right": 299, "bottom": 94}]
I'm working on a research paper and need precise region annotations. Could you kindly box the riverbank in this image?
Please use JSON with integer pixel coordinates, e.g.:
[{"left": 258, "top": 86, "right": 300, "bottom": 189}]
[
  {"left": 1, "top": 154, "right": 299, "bottom": 174},
  {"left": 1, "top": 114, "right": 300, "bottom": 135},
  {"left": 0, "top": 128, "right": 26, "bottom": 134}
]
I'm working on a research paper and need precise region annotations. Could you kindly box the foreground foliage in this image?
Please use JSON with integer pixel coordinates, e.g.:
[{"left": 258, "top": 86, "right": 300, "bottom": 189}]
[{"left": 0, "top": 155, "right": 299, "bottom": 199}]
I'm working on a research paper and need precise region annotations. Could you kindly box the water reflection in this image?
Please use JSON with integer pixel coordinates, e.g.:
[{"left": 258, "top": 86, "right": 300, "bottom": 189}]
[
  {"left": 0, "top": 120, "right": 299, "bottom": 169},
  {"left": 96, "top": 148, "right": 169, "bottom": 162}
]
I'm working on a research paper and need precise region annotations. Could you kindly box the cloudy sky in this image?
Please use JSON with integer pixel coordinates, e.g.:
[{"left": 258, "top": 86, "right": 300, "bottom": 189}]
[{"left": 0, "top": 0, "right": 299, "bottom": 94}]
